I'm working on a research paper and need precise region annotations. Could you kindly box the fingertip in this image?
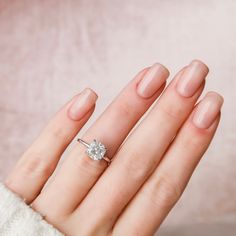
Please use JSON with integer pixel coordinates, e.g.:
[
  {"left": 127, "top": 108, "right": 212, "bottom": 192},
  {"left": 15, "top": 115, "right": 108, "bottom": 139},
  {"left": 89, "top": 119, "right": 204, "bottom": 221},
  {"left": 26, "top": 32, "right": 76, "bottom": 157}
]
[{"left": 68, "top": 88, "right": 98, "bottom": 121}]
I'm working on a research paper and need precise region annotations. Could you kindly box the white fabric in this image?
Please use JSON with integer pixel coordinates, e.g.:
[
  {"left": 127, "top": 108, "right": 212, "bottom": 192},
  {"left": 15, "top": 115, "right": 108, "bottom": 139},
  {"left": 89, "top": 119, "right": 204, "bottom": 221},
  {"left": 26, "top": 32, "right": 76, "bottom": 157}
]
[{"left": 0, "top": 183, "right": 63, "bottom": 236}]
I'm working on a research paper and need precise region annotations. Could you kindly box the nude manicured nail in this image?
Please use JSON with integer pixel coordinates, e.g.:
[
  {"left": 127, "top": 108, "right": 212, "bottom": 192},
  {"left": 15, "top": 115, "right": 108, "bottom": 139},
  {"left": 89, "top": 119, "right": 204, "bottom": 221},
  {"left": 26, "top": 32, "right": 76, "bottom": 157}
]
[
  {"left": 193, "top": 92, "right": 223, "bottom": 129},
  {"left": 176, "top": 60, "right": 209, "bottom": 97},
  {"left": 68, "top": 88, "right": 98, "bottom": 121},
  {"left": 137, "top": 63, "right": 169, "bottom": 98}
]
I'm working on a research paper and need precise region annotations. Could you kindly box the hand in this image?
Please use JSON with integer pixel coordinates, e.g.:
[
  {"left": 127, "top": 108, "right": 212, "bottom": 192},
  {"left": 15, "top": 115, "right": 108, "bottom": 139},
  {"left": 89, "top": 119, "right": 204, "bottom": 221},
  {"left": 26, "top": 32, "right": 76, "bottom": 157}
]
[{"left": 5, "top": 60, "right": 223, "bottom": 236}]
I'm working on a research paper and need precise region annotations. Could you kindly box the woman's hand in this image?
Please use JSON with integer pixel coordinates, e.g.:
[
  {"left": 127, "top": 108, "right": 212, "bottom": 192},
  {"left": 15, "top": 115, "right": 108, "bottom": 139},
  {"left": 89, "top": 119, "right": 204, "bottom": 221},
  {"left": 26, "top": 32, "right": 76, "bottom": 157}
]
[{"left": 5, "top": 60, "right": 223, "bottom": 236}]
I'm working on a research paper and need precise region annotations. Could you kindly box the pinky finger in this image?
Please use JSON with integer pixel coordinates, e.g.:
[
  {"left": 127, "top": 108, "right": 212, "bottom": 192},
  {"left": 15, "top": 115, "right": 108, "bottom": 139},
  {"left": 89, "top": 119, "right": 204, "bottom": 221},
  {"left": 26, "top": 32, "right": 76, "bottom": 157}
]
[
  {"left": 112, "top": 92, "right": 223, "bottom": 236},
  {"left": 5, "top": 88, "right": 97, "bottom": 203}
]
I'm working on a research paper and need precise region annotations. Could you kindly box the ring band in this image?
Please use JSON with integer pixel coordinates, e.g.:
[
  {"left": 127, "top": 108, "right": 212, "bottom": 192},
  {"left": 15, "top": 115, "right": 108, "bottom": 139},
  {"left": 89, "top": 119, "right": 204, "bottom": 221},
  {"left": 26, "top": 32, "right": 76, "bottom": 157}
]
[{"left": 77, "top": 138, "right": 111, "bottom": 164}]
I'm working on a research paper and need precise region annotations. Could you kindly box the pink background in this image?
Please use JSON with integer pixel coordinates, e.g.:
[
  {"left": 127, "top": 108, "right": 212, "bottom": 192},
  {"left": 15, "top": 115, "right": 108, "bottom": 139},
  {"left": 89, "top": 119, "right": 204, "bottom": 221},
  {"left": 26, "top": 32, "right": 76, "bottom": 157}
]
[{"left": 0, "top": 0, "right": 235, "bottom": 235}]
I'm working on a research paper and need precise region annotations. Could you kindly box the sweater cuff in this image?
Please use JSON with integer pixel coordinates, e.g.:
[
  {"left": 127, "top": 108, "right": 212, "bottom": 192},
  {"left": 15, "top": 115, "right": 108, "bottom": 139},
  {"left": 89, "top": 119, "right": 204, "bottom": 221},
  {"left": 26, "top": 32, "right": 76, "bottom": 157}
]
[{"left": 0, "top": 183, "right": 63, "bottom": 236}]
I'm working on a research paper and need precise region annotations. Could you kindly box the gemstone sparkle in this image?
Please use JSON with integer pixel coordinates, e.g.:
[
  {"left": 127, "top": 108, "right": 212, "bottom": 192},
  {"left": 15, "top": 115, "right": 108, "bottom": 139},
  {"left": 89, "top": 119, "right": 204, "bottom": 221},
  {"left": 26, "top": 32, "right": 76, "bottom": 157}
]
[{"left": 86, "top": 139, "right": 106, "bottom": 161}]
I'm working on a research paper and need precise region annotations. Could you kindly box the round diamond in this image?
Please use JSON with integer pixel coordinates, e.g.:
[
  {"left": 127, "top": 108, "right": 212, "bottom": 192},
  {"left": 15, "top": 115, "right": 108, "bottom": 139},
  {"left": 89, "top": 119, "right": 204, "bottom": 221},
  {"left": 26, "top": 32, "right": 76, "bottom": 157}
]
[{"left": 86, "top": 139, "right": 106, "bottom": 161}]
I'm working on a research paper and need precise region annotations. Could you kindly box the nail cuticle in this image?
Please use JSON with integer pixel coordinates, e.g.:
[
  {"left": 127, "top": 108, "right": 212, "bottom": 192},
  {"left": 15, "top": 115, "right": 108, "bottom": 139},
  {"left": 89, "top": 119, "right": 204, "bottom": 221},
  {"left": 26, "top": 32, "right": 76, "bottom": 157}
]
[
  {"left": 192, "top": 93, "right": 223, "bottom": 129},
  {"left": 176, "top": 61, "right": 209, "bottom": 98},
  {"left": 68, "top": 88, "right": 97, "bottom": 121},
  {"left": 136, "top": 63, "right": 169, "bottom": 98}
]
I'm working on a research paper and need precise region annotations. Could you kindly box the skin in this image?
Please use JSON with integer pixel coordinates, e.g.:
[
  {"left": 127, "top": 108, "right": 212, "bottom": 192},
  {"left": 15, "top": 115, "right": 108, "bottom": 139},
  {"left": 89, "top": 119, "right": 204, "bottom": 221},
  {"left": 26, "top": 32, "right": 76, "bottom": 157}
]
[{"left": 5, "top": 60, "right": 223, "bottom": 236}]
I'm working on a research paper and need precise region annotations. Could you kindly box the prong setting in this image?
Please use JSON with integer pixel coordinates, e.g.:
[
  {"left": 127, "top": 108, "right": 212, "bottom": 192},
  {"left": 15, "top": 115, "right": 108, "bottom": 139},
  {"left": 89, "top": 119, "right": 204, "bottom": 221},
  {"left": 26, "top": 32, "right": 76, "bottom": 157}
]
[{"left": 86, "top": 139, "right": 107, "bottom": 161}]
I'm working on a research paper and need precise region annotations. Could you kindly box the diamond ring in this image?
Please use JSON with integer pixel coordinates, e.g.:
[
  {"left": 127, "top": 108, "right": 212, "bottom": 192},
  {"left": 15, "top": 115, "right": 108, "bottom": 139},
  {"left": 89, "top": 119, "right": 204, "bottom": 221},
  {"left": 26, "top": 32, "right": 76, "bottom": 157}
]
[{"left": 77, "top": 138, "right": 111, "bottom": 164}]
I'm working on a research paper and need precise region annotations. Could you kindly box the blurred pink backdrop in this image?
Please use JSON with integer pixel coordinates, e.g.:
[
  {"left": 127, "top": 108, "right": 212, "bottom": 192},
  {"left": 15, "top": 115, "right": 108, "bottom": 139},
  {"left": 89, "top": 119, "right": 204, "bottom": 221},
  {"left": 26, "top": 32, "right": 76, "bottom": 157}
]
[{"left": 0, "top": 0, "right": 235, "bottom": 235}]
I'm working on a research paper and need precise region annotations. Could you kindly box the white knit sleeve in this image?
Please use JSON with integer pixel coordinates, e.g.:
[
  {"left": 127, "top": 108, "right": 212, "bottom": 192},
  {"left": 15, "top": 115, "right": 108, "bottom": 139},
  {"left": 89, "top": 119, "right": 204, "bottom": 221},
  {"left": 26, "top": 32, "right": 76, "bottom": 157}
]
[{"left": 0, "top": 183, "right": 64, "bottom": 236}]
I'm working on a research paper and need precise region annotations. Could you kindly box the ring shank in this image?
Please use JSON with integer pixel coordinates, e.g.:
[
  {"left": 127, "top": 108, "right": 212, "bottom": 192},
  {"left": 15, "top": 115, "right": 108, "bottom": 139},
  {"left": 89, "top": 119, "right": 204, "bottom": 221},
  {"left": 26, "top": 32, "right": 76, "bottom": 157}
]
[
  {"left": 103, "top": 156, "right": 111, "bottom": 164},
  {"left": 77, "top": 138, "right": 90, "bottom": 148}
]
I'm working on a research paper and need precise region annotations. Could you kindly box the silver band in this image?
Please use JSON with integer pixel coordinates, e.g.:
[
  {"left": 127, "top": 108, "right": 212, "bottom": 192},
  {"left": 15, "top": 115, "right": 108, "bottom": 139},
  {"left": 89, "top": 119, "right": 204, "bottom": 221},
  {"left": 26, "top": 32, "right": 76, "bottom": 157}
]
[
  {"left": 77, "top": 138, "right": 111, "bottom": 164},
  {"left": 78, "top": 138, "right": 90, "bottom": 148}
]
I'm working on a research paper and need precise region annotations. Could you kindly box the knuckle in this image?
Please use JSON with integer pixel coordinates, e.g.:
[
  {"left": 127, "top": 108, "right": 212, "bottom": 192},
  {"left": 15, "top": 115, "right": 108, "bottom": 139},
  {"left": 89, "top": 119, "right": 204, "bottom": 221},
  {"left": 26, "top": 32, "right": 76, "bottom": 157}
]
[
  {"left": 121, "top": 150, "right": 150, "bottom": 181},
  {"left": 152, "top": 174, "right": 182, "bottom": 209},
  {"left": 113, "top": 101, "right": 137, "bottom": 119},
  {"left": 182, "top": 135, "right": 199, "bottom": 150},
  {"left": 46, "top": 124, "right": 70, "bottom": 142},
  {"left": 18, "top": 151, "right": 54, "bottom": 178},
  {"left": 159, "top": 103, "right": 186, "bottom": 121}
]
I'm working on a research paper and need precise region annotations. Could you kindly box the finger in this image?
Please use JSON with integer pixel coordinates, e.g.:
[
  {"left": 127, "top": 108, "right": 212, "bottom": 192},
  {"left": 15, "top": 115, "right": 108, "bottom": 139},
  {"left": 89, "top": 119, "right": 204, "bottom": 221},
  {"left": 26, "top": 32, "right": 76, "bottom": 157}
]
[
  {"left": 5, "top": 88, "right": 97, "bottom": 203},
  {"left": 113, "top": 92, "right": 223, "bottom": 236},
  {"left": 32, "top": 63, "right": 169, "bottom": 220},
  {"left": 69, "top": 60, "right": 208, "bottom": 235}
]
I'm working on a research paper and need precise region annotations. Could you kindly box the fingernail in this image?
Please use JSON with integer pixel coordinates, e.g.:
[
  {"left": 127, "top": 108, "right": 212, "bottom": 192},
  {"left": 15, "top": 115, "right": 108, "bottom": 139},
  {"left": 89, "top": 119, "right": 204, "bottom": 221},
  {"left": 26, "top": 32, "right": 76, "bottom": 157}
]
[
  {"left": 176, "top": 60, "right": 209, "bottom": 97},
  {"left": 193, "top": 92, "right": 224, "bottom": 129},
  {"left": 68, "top": 88, "right": 98, "bottom": 121},
  {"left": 137, "top": 63, "right": 169, "bottom": 98}
]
